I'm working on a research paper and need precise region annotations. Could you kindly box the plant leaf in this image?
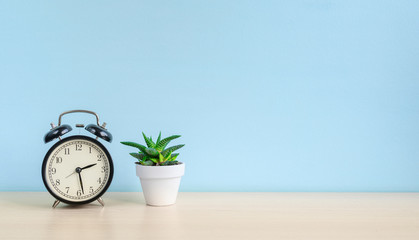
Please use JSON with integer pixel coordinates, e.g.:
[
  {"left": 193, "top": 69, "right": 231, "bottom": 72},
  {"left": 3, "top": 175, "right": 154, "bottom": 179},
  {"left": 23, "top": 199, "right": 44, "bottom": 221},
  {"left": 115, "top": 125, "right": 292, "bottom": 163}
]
[
  {"left": 161, "top": 144, "right": 184, "bottom": 156},
  {"left": 163, "top": 149, "right": 172, "bottom": 158},
  {"left": 129, "top": 152, "right": 144, "bottom": 160},
  {"left": 143, "top": 160, "right": 155, "bottom": 166},
  {"left": 121, "top": 142, "right": 147, "bottom": 154},
  {"left": 171, "top": 154, "right": 178, "bottom": 161},
  {"left": 155, "top": 135, "right": 181, "bottom": 151},
  {"left": 159, "top": 152, "right": 164, "bottom": 163},
  {"left": 149, "top": 158, "right": 159, "bottom": 164},
  {"left": 142, "top": 132, "right": 156, "bottom": 148},
  {"left": 161, "top": 160, "right": 178, "bottom": 166},
  {"left": 156, "top": 131, "right": 161, "bottom": 144},
  {"left": 144, "top": 147, "right": 159, "bottom": 157},
  {"left": 165, "top": 161, "right": 179, "bottom": 165}
]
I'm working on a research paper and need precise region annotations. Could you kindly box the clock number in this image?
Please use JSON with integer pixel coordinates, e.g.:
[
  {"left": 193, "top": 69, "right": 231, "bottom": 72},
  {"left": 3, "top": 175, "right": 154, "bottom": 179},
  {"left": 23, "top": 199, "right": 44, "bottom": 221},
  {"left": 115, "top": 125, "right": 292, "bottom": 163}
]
[
  {"left": 65, "top": 187, "right": 70, "bottom": 193},
  {"left": 89, "top": 147, "right": 92, "bottom": 153},
  {"left": 97, "top": 154, "right": 102, "bottom": 161},
  {"left": 64, "top": 148, "right": 70, "bottom": 155},
  {"left": 51, "top": 168, "right": 56, "bottom": 174},
  {"left": 77, "top": 190, "right": 82, "bottom": 196},
  {"left": 101, "top": 166, "right": 106, "bottom": 173},
  {"left": 89, "top": 186, "right": 94, "bottom": 193},
  {"left": 55, "top": 179, "right": 60, "bottom": 186},
  {"left": 97, "top": 178, "right": 102, "bottom": 184},
  {"left": 75, "top": 144, "right": 82, "bottom": 151},
  {"left": 55, "top": 157, "right": 63, "bottom": 163}
]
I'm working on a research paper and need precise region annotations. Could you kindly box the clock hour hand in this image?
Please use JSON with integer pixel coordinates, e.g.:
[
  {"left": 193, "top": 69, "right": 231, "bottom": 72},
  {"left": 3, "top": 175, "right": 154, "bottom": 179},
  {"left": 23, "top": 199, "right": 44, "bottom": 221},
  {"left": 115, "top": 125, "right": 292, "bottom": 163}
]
[
  {"left": 78, "top": 172, "right": 84, "bottom": 194},
  {"left": 66, "top": 163, "right": 97, "bottom": 178},
  {"left": 81, "top": 163, "right": 97, "bottom": 170}
]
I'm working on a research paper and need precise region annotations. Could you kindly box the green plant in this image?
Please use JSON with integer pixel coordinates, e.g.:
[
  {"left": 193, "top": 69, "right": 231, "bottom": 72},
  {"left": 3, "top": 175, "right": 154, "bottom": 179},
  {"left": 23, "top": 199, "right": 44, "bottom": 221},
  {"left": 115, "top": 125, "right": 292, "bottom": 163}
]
[{"left": 121, "top": 132, "right": 184, "bottom": 166}]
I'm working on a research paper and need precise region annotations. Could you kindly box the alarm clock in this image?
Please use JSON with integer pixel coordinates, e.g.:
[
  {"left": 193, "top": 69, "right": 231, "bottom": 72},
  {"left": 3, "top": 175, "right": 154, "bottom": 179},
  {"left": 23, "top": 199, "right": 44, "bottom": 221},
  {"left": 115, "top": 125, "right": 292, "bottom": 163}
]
[{"left": 42, "top": 110, "right": 114, "bottom": 208}]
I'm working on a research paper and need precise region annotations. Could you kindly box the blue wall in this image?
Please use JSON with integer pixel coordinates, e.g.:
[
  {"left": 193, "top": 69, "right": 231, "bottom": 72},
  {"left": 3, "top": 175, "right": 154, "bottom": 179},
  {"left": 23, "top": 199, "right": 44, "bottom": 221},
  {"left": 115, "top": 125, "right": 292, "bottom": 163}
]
[{"left": 1, "top": 1, "right": 418, "bottom": 192}]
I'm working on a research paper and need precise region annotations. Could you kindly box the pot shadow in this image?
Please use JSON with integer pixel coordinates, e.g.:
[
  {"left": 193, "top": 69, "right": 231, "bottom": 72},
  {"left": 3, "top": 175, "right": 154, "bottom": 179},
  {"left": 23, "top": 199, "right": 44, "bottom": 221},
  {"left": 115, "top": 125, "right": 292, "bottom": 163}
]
[{"left": 102, "top": 192, "right": 146, "bottom": 205}]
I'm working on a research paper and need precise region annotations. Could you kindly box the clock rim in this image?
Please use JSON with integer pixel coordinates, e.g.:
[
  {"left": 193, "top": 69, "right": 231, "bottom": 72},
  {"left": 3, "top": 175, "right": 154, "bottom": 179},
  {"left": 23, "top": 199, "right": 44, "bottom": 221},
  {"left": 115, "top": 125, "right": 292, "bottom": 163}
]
[{"left": 42, "top": 135, "right": 114, "bottom": 205}]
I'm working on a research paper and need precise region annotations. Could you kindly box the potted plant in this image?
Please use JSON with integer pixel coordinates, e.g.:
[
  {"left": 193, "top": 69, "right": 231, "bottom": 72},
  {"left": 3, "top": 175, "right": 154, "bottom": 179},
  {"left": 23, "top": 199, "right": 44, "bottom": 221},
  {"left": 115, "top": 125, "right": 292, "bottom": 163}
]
[{"left": 121, "top": 132, "right": 185, "bottom": 206}]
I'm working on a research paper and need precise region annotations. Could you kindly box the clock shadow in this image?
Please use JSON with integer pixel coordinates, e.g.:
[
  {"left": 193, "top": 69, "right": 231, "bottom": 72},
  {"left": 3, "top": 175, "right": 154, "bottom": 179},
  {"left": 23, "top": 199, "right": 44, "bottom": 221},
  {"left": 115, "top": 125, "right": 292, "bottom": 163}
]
[
  {"left": 56, "top": 202, "right": 105, "bottom": 210},
  {"left": 0, "top": 192, "right": 113, "bottom": 209},
  {"left": 0, "top": 192, "right": 147, "bottom": 209}
]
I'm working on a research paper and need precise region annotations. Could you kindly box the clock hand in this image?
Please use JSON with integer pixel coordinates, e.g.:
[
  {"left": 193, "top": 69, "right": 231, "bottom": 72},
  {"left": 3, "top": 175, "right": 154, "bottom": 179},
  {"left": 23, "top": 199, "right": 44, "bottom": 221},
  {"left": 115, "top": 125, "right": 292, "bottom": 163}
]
[
  {"left": 78, "top": 172, "right": 84, "bottom": 195},
  {"left": 65, "top": 170, "right": 76, "bottom": 178},
  {"left": 81, "top": 163, "right": 97, "bottom": 170},
  {"left": 66, "top": 164, "right": 96, "bottom": 178}
]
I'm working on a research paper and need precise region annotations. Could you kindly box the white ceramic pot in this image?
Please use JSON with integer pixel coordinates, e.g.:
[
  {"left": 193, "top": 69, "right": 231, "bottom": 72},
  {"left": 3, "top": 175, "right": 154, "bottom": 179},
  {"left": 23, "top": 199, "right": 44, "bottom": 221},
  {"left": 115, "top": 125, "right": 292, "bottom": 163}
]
[{"left": 136, "top": 163, "right": 185, "bottom": 206}]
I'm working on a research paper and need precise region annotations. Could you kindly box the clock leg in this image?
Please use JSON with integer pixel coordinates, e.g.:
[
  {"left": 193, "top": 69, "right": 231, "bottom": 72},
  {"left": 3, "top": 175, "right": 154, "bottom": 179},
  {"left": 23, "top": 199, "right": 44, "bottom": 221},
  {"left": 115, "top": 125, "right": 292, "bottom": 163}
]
[
  {"left": 52, "top": 200, "right": 60, "bottom": 208},
  {"left": 97, "top": 197, "right": 105, "bottom": 207}
]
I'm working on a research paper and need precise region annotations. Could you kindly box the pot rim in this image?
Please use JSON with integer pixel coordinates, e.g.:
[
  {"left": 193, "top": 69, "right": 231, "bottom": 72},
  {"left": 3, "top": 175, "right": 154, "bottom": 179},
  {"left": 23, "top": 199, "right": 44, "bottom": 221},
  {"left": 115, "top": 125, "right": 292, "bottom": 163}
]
[{"left": 136, "top": 162, "right": 185, "bottom": 179}]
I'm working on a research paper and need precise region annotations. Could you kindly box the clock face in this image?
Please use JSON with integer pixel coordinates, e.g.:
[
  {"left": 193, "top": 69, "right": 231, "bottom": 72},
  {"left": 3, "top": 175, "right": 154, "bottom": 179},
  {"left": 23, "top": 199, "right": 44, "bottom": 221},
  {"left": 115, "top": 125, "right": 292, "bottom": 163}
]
[{"left": 42, "top": 135, "right": 113, "bottom": 204}]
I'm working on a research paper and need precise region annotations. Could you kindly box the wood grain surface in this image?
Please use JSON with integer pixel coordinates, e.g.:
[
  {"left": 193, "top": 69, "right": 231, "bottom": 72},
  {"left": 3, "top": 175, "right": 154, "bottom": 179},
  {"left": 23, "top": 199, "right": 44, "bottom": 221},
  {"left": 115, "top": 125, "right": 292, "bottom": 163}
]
[{"left": 0, "top": 192, "right": 418, "bottom": 240}]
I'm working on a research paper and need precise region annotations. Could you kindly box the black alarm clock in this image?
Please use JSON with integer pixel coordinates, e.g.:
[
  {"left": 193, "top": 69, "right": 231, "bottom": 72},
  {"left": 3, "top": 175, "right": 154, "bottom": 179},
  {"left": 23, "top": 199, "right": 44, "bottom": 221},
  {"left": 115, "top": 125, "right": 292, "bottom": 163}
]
[{"left": 42, "top": 110, "right": 114, "bottom": 208}]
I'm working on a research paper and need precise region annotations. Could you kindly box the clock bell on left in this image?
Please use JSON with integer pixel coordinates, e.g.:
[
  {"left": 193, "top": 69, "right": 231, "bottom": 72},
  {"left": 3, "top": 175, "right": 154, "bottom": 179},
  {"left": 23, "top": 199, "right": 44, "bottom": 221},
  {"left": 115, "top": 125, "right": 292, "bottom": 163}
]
[{"left": 42, "top": 110, "right": 114, "bottom": 208}]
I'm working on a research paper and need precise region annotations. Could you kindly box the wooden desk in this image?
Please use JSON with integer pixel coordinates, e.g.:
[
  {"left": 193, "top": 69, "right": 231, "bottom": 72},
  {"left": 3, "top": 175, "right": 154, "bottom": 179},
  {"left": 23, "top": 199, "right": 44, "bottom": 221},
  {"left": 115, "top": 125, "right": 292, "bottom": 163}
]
[{"left": 0, "top": 192, "right": 418, "bottom": 240}]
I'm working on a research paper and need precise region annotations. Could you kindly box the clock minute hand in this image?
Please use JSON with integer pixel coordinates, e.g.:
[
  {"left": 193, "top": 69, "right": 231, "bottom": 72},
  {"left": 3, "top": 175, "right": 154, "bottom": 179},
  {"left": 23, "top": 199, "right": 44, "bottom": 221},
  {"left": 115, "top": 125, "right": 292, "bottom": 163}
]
[
  {"left": 78, "top": 172, "right": 84, "bottom": 194},
  {"left": 81, "top": 163, "right": 97, "bottom": 170}
]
